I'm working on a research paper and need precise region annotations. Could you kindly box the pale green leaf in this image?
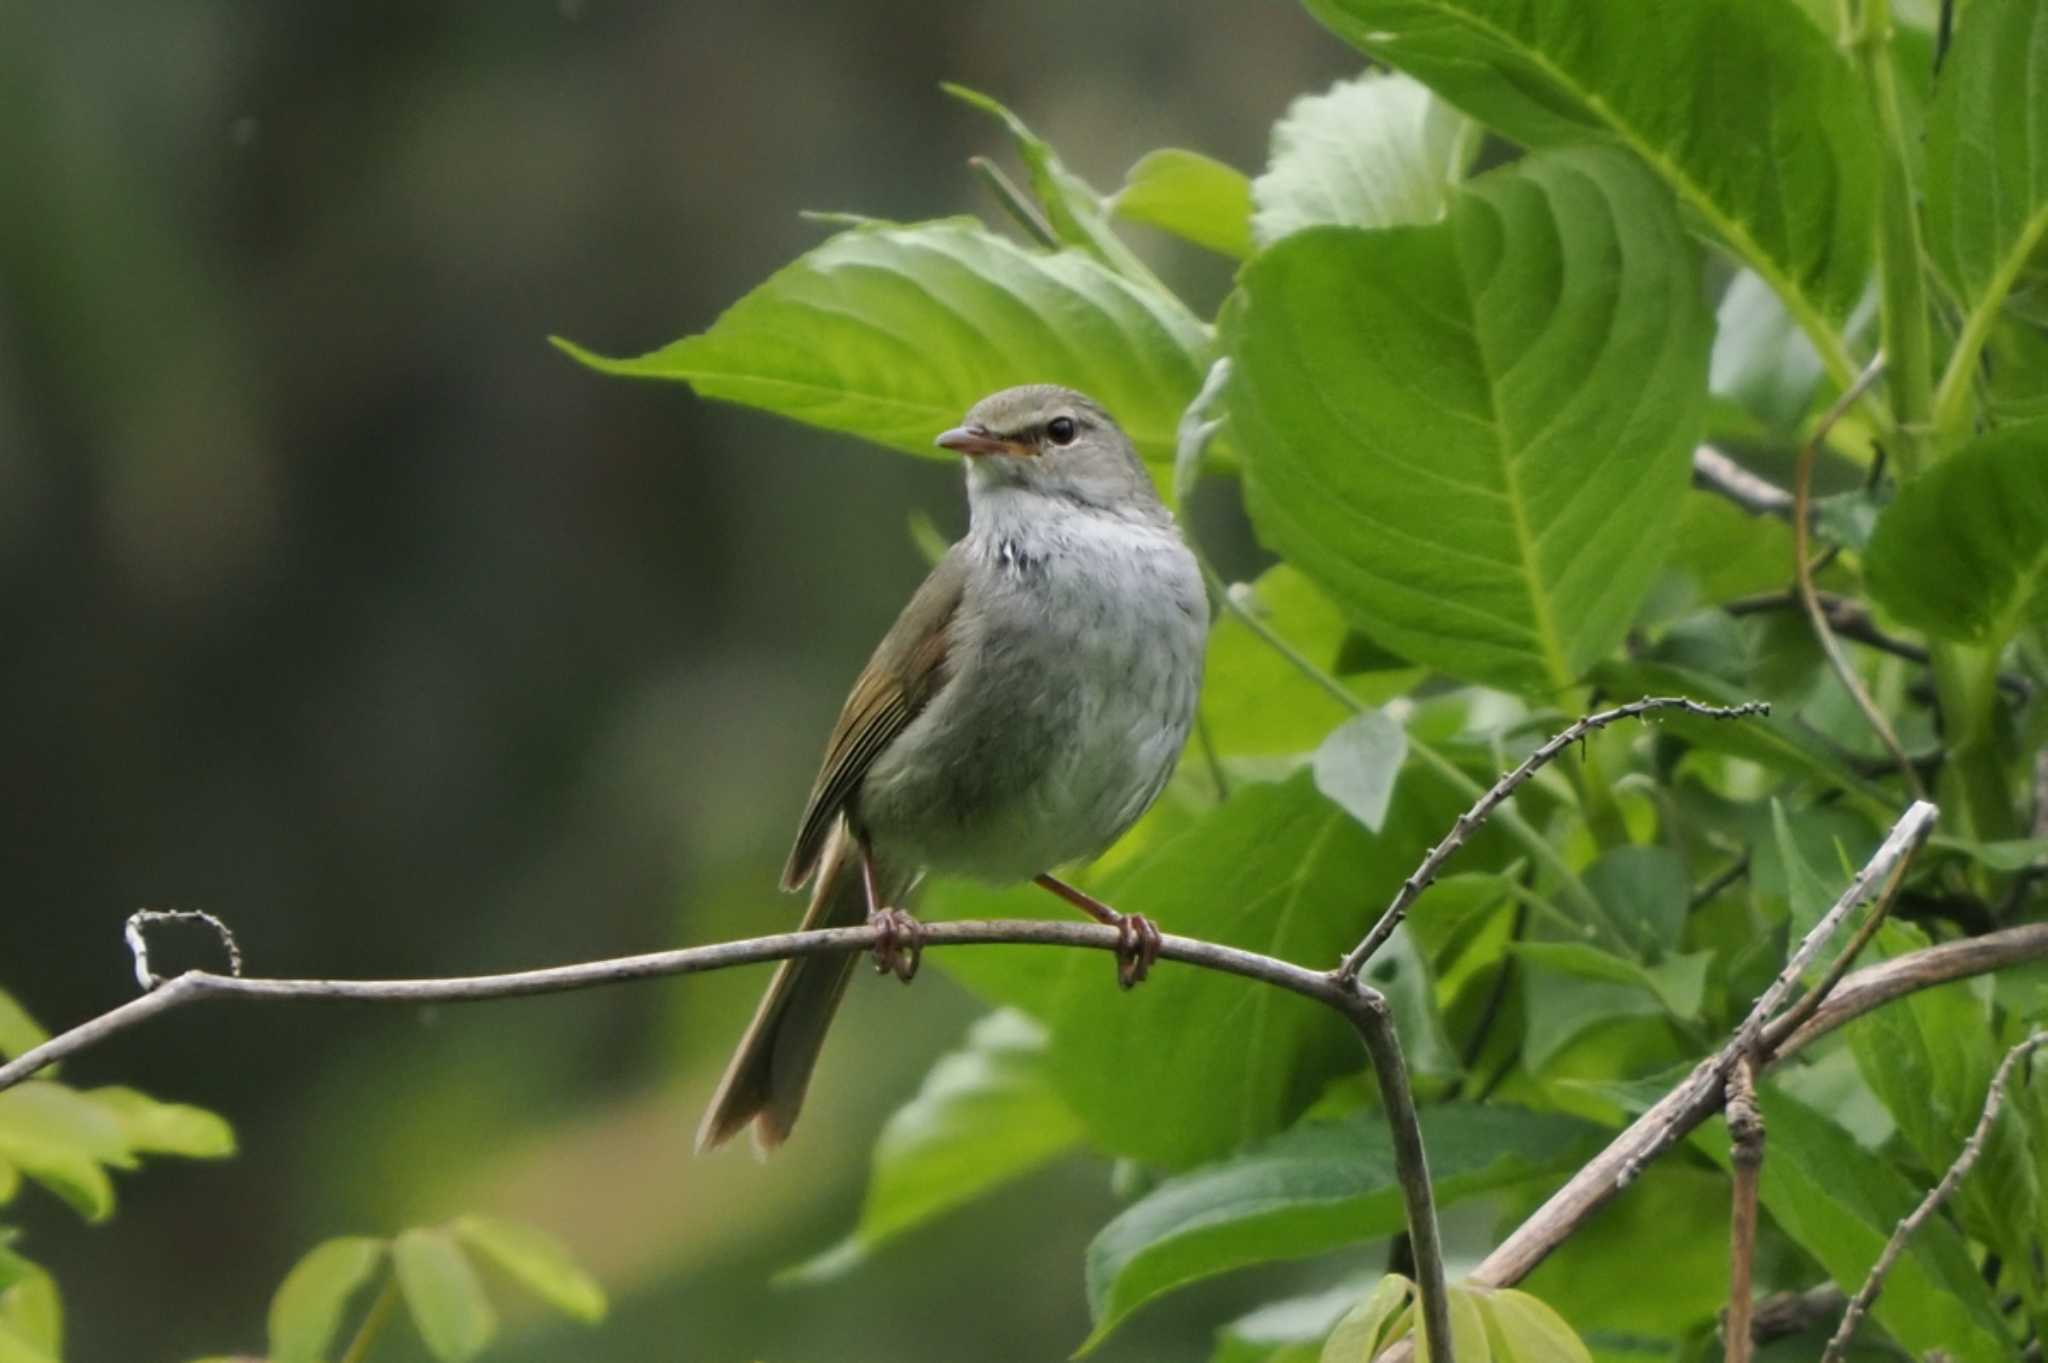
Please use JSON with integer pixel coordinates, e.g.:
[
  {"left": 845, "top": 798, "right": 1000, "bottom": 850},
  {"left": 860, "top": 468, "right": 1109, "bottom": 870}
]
[
  {"left": 786, "top": 1010, "right": 1082, "bottom": 1282},
  {"left": 1311, "top": 710, "right": 1407, "bottom": 833},
  {"left": 1864, "top": 420, "right": 2048, "bottom": 645},
  {"left": 1230, "top": 146, "right": 1709, "bottom": 693},
  {"left": 1925, "top": 0, "right": 2048, "bottom": 346},
  {"left": 553, "top": 219, "right": 1207, "bottom": 465},
  {"left": 1080, "top": 1104, "right": 1598, "bottom": 1350},
  {"left": 451, "top": 1215, "right": 606, "bottom": 1323},
  {"left": 1417, "top": 1288, "right": 1490, "bottom": 1363},
  {"left": 268, "top": 1236, "right": 385, "bottom": 1363},
  {"left": 393, "top": 1229, "right": 496, "bottom": 1363},
  {"left": 1251, "top": 71, "right": 1475, "bottom": 248},
  {"left": 0, "top": 1083, "right": 128, "bottom": 1221},
  {"left": 0, "top": 996, "right": 47, "bottom": 1066},
  {"left": 1475, "top": 1287, "right": 1592, "bottom": 1363},
  {"left": 1214, "top": 1278, "right": 1375, "bottom": 1363},
  {"left": 1306, "top": 0, "right": 1876, "bottom": 348},
  {"left": 0, "top": 1321, "right": 56, "bottom": 1363},
  {"left": 1113, "top": 149, "right": 1255, "bottom": 259},
  {"left": 1321, "top": 1276, "right": 1415, "bottom": 1362},
  {"left": 85, "top": 1087, "right": 235, "bottom": 1159},
  {"left": 0, "top": 1272, "right": 57, "bottom": 1358},
  {"left": 1709, "top": 269, "right": 1827, "bottom": 434}
]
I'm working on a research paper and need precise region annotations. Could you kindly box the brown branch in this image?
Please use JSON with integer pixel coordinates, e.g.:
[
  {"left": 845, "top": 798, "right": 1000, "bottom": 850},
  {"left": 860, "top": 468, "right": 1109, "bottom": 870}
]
[
  {"left": 1693, "top": 445, "right": 1794, "bottom": 520},
  {"left": 1334, "top": 697, "right": 1771, "bottom": 983},
  {"left": 1790, "top": 354, "right": 1925, "bottom": 799},
  {"left": 0, "top": 906, "right": 1457, "bottom": 1362},
  {"left": 1822, "top": 1032, "right": 2048, "bottom": 1363},
  {"left": 1724, "top": 1057, "right": 1764, "bottom": 1363}
]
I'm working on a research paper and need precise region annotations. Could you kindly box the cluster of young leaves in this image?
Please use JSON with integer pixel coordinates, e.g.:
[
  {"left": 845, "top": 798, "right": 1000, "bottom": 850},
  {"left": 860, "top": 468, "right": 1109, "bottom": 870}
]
[
  {"left": 195, "top": 1216, "right": 606, "bottom": 1363},
  {"left": 562, "top": 0, "right": 2048, "bottom": 1357},
  {"left": 0, "top": 988, "right": 236, "bottom": 1363}
]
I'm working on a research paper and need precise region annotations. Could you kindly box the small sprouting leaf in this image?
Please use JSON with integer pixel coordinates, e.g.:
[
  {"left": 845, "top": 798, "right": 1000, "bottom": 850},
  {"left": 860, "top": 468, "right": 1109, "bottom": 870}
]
[
  {"left": 1251, "top": 71, "right": 1476, "bottom": 249},
  {"left": 85, "top": 1088, "right": 235, "bottom": 1159},
  {"left": 1320, "top": 1275, "right": 1414, "bottom": 1362},
  {"left": 1311, "top": 710, "right": 1408, "bottom": 833},
  {"left": 788, "top": 1010, "right": 1082, "bottom": 1282},
  {"left": 0, "top": 996, "right": 47, "bottom": 1066},
  {"left": 393, "top": 1229, "right": 496, "bottom": 1363},
  {"left": 1112, "top": 149, "right": 1254, "bottom": 260},
  {"left": 1864, "top": 420, "right": 2048, "bottom": 645},
  {"left": 267, "top": 1236, "right": 385, "bottom": 1363},
  {"left": 451, "top": 1215, "right": 606, "bottom": 1323},
  {"left": 1474, "top": 1287, "right": 1592, "bottom": 1363}
]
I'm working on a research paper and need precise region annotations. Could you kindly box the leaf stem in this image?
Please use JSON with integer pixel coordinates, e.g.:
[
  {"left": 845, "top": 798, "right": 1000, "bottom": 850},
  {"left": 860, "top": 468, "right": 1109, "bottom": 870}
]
[{"left": 339, "top": 1276, "right": 400, "bottom": 1363}]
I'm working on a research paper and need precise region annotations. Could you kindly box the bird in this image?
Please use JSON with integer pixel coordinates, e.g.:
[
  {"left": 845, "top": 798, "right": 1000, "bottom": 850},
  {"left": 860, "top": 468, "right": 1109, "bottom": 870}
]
[{"left": 696, "top": 384, "right": 1210, "bottom": 1152}]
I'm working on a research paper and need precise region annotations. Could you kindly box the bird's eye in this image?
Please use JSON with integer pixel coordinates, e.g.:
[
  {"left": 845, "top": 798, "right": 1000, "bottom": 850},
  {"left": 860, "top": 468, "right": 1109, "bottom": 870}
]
[{"left": 1047, "top": 416, "right": 1078, "bottom": 446}]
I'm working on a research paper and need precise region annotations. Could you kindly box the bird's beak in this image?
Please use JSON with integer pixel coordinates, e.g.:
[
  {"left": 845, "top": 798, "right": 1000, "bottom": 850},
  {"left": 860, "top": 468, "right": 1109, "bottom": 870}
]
[{"left": 936, "top": 425, "right": 1031, "bottom": 458}]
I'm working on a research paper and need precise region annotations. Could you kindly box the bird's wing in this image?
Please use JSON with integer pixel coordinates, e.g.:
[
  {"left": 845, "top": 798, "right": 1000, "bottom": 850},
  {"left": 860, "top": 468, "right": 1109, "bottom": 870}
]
[{"left": 780, "top": 547, "right": 967, "bottom": 889}]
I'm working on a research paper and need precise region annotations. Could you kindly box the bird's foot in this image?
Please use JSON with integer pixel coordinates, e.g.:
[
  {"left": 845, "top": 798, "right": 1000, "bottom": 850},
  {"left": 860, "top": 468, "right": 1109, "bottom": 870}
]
[
  {"left": 1112, "top": 911, "right": 1162, "bottom": 989},
  {"left": 868, "top": 906, "right": 924, "bottom": 983}
]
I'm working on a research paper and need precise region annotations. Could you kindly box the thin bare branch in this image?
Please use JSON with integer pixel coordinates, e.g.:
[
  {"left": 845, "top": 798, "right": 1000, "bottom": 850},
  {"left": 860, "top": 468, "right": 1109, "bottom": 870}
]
[
  {"left": 1822, "top": 1032, "right": 2048, "bottom": 1363},
  {"left": 1765, "top": 843, "right": 1916, "bottom": 1049},
  {"left": 1791, "top": 354, "right": 1924, "bottom": 798},
  {"left": 1693, "top": 445, "right": 1794, "bottom": 520},
  {"left": 1335, "top": 698, "right": 1771, "bottom": 984},
  {"left": 1724, "top": 1056, "right": 1764, "bottom": 1363}
]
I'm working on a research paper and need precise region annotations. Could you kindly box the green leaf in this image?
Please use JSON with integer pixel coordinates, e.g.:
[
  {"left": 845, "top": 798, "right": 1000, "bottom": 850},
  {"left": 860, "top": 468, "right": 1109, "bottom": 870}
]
[
  {"left": 938, "top": 771, "right": 1462, "bottom": 1167},
  {"left": 0, "top": 996, "right": 47, "bottom": 1066},
  {"left": 786, "top": 1010, "right": 1082, "bottom": 1282},
  {"left": 1767, "top": 799, "right": 1840, "bottom": 942},
  {"left": 1113, "top": 149, "right": 1255, "bottom": 260},
  {"left": 393, "top": 1229, "right": 496, "bottom": 1363},
  {"left": 1321, "top": 1276, "right": 1415, "bottom": 1362},
  {"left": 1475, "top": 1288, "right": 1591, "bottom": 1363},
  {"left": 1214, "top": 1279, "right": 1373, "bottom": 1363},
  {"left": 1864, "top": 420, "right": 2048, "bottom": 644},
  {"left": 0, "top": 1083, "right": 127, "bottom": 1221},
  {"left": 451, "top": 1215, "right": 606, "bottom": 1323},
  {"left": 1709, "top": 271, "right": 1828, "bottom": 435},
  {"left": 85, "top": 1087, "right": 235, "bottom": 1159},
  {"left": 1582, "top": 846, "right": 1689, "bottom": 957},
  {"left": 1403, "top": 873, "right": 1512, "bottom": 963},
  {"left": 1933, "top": 835, "right": 2048, "bottom": 872},
  {"left": 1311, "top": 710, "right": 1407, "bottom": 833},
  {"left": 1514, "top": 942, "right": 1710, "bottom": 1067},
  {"left": 1230, "top": 146, "right": 1709, "bottom": 693},
  {"left": 0, "top": 1321, "right": 56, "bottom": 1363},
  {"left": 1081, "top": 1104, "right": 1599, "bottom": 1349},
  {"left": 1250, "top": 71, "right": 1476, "bottom": 249},
  {"left": 0, "top": 1270, "right": 58, "bottom": 1358},
  {"left": 1925, "top": 0, "right": 2048, "bottom": 349},
  {"left": 268, "top": 1236, "right": 385, "bottom": 1363},
  {"left": 1307, "top": 0, "right": 1876, "bottom": 353},
  {"left": 1704, "top": 1085, "right": 2012, "bottom": 1363},
  {"left": 553, "top": 219, "right": 1208, "bottom": 465},
  {"left": 1512, "top": 1164, "right": 1730, "bottom": 1336}
]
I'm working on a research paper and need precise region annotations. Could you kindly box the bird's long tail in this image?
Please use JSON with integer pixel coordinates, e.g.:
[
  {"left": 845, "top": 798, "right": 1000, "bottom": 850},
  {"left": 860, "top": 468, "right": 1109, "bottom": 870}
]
[{"left": 696, "top": 824, "right": 903, "bottom": 1152}]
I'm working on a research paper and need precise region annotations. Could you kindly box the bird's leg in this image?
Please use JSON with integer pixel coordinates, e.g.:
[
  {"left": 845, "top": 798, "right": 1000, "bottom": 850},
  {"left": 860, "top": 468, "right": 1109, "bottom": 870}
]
[
  {"left": 1033, "top": 873, "right": 1161, "bottom": 989},
  {"left": 861, "top": 845, "right": 922, "bottom": 983}
]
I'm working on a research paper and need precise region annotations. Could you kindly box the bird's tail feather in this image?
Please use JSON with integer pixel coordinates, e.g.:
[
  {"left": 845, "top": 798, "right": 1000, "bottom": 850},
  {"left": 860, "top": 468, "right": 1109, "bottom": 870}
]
[{"left": 696, "top": 825, "right": 900, "bottom": 1153}]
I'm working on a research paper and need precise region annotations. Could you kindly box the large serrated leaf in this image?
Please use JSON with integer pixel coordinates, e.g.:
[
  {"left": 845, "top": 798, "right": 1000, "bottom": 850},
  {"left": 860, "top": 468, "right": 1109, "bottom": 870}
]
[
  {"left": 1306, "top": 0, "right": 1875, "bottom": 366},
  {"left": 1864, "top": 420, "right": 2048, "bottom": 644},
  {"left": 1251, "top": 71, "right": 1476, "bottom": 248},
  {"left": 1230, "top": 146, "right": 1709, "bottom": 693},
  {"left": 1080, "top": 1104, "right": 1599, "bottom": 1351},
  {"left": 268, "top": 1236, "right": 385, "bottom": 1363},
  {"left": 935, "top": 771, "right": 1460, "bottom": 1169},
  {"left": 554, "top": 220, "right": 1207, "bottom": 465},
  {"left": 393, "top": 1229, "right": 496, "bottom": 1363},
  {"left": 1925, "top": 0, "right": 2048, "bottom": 352},
  {"left": 451, "top": 1215, "right": 605, "bottom": 1323},
  {"left": 1700, "top": 1085, "right": 2012, "bottom": 1362},
  {"left": 786, "top": 1009, "right": 1083, "bottom": 1282}
]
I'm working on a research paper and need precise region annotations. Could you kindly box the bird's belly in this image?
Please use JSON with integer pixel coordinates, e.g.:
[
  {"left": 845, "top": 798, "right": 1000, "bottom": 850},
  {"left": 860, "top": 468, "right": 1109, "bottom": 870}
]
[{"left": 857, "top": 531, "right": 1204, "bottom": 883}]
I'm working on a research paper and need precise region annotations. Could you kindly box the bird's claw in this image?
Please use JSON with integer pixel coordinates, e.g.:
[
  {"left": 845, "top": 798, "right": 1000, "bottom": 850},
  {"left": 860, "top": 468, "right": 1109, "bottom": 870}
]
[
  {"left": 869, "top": 906, "right": 924, "bottom": 983},
  {"left": 1113, "top": 912, "right": 1162, "bottom": 989}
]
